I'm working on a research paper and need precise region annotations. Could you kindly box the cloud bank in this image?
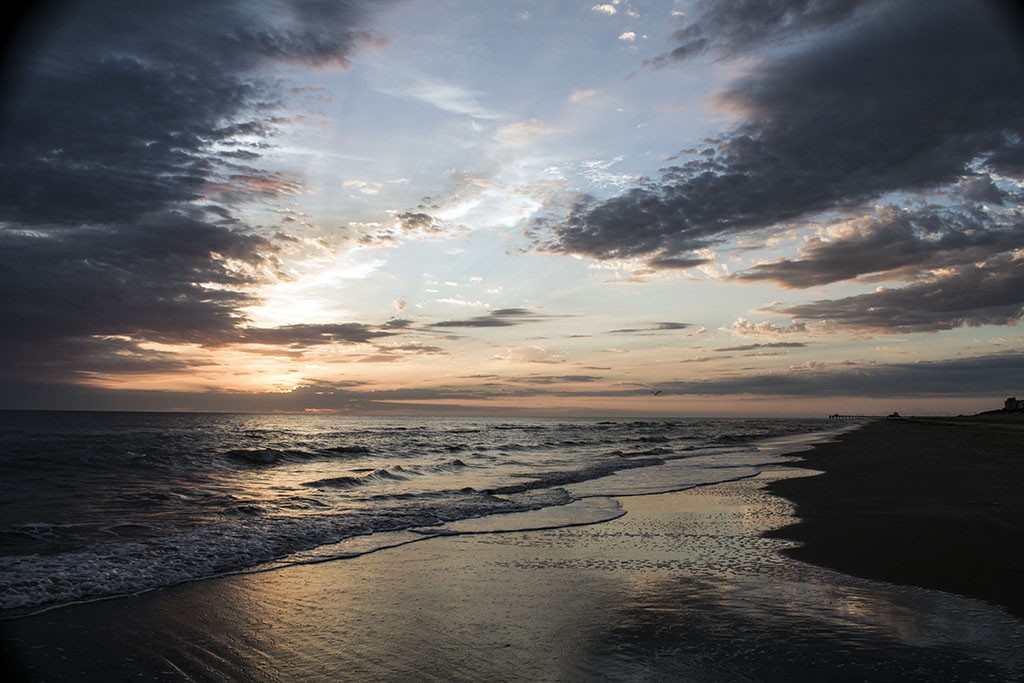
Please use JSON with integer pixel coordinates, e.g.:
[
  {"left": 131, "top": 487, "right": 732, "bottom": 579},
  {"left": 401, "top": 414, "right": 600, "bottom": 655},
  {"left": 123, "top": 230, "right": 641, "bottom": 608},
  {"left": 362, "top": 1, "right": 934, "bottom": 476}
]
[
  {"left": 0, "top": 0, "right": 395, "bottom": 379},
  {"left": 651, "top": 352, "right": 1024, "bottom": 399},
  {"left": 539, "top": 0, "right": 1024, "bottom": 333}
]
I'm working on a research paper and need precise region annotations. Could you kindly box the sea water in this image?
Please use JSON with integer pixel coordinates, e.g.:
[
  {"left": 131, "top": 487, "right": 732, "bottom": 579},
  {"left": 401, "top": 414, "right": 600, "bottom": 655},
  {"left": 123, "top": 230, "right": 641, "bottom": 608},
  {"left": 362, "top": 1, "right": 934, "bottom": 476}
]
[{"left": 0, "top": 411, "right": 844, "bottom": 617}]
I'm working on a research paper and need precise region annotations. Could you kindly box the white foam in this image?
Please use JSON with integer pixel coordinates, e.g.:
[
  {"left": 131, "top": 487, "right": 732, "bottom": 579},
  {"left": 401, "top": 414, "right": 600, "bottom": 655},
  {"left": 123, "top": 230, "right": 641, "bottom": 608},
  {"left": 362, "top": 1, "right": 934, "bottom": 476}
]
[{"left": 411, "top": 496, "right": 625, "bottom": 535}]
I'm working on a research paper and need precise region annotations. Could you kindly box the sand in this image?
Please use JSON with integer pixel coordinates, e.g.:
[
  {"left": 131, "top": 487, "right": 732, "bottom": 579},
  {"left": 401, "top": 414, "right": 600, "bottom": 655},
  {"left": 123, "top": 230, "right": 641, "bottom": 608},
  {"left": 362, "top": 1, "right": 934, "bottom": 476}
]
[
  {"left": 3, "top": 420, "right": 1023, "bottom": 681},
  {"left": 767, "top": 417, "right": 1024, "bottom": 617}
]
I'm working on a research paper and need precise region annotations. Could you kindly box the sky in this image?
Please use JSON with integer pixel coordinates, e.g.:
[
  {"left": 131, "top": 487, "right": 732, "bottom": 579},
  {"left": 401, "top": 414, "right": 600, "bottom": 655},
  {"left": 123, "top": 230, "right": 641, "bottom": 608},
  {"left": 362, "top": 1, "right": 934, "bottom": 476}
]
[{"left": 0, "top": 0, "right": 1022, "bottom": 417}]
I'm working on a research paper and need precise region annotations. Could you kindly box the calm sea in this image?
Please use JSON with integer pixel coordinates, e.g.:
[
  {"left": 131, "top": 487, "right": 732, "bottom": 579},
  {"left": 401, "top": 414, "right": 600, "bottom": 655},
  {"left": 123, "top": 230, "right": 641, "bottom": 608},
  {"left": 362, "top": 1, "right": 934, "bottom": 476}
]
[{"left": 0, "top": 411, "right": 844, "bottom": 617}]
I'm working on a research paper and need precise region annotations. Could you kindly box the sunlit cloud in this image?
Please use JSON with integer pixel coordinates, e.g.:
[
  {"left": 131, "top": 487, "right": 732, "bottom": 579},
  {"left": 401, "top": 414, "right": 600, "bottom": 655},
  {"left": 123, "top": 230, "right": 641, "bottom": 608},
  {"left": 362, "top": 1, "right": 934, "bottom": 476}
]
[
  {"left": 492, "top": 345, "right": 567, "bottom": 364},
  {"left": 729, "top": 318, "right": 808, "bottom": 337},
  {"left": 494, "top": 119, "right": 558, "bottom": 148},
  {"left": 2, "top": 0, "right": 1021, "bottom": 414}
]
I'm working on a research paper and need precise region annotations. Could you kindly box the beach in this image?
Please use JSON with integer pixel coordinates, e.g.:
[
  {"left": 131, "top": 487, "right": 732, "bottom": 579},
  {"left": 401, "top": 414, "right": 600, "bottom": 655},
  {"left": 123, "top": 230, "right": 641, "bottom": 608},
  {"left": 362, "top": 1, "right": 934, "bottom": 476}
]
[
  {"left": 3, "top": 418, "right": 1023, "bottom": 681},
  {"left": 767, "top": 417, "right": 1024, "bottom": 617}
]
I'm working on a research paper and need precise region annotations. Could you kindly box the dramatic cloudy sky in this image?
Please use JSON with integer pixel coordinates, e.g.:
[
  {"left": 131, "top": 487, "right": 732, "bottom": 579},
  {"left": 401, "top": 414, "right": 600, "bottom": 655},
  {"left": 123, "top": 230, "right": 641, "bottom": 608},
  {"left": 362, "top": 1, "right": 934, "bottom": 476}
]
[{"left": 1, "top": 0, "right": 1022, "bottom": 415}]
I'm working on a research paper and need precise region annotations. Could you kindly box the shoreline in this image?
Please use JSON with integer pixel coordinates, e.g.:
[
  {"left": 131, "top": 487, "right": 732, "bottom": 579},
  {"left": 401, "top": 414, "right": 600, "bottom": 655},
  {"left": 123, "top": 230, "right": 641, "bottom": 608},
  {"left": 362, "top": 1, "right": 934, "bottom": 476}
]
[
  {"left": 767, "top": 417, "right": 1024, "bottom": 617},
  {"left": 0, "top": 420, "right": 836, "bottom": 623},
  {"left": 2, "top": 420, "right": 1022, "bottom": 681}
]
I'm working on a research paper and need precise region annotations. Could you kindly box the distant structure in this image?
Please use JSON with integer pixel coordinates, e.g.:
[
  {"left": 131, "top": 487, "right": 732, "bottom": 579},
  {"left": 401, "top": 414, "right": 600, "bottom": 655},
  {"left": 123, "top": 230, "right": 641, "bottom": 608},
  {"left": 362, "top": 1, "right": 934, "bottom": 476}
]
[
  {"left": 827, "top": 413, "right": 898, "bottom": 420},
  {"left": 1004, "top": 397, "right": 1024, "bottom": 410}
]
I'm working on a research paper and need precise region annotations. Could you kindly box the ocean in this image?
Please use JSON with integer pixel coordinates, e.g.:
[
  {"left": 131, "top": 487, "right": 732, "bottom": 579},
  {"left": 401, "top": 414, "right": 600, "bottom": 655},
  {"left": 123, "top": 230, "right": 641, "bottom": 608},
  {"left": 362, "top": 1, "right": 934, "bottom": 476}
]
[{"left": 0, "top": 411, "right": 844, "bottom": 618}]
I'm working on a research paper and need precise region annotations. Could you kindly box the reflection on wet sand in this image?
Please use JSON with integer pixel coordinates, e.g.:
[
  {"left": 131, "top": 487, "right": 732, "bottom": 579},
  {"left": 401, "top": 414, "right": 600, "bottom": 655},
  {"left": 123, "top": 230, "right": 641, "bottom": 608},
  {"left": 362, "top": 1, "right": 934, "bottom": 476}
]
[{"left": 3, "top": 466, "right": 1022, "bottom": 682}]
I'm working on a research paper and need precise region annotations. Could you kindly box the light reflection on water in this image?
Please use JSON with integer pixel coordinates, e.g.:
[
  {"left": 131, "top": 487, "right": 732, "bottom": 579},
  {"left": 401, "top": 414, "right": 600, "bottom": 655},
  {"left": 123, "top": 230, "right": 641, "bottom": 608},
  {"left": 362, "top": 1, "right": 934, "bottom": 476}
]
[
  {"left": 10, "top": 463, "right": 1018, "bottom": 682},
  {"left": 2, "top": 413, "right": 850, "bottom": 615},
  {"left": 583, "top": 471, "right": 1024, "bottom": 682}
]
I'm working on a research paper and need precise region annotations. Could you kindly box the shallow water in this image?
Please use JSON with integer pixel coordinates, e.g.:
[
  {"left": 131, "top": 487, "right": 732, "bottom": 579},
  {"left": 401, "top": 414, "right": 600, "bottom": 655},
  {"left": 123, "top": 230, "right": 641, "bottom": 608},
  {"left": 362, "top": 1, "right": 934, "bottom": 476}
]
[
  {"left": 0, "top": 411, "right": 844, "bottom": 616},
  {"left": 4, "top": 468, "right": 1019, "bottom": 682}
]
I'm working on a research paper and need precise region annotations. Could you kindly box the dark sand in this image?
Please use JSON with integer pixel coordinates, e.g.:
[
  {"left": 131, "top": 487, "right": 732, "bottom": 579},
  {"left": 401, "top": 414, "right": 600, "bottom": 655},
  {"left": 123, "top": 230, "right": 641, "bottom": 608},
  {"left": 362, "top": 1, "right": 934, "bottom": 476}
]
[
  {"left": 767, "top": 417, "right": 1024, "bottom": 617},
  {"left": 3, "top": 421, "right": 1024, "bottom": 681}
]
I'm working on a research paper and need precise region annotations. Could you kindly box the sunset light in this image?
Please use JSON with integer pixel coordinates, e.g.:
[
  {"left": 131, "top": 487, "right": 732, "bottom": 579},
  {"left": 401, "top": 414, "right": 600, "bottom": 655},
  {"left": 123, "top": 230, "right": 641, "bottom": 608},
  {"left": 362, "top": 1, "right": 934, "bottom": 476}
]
[
  {"left": 3, "top": 4, "right": 1024, "bottom": 679},
  {"left": 1, "top": 0, "right": 1021, "bottom": 415}
]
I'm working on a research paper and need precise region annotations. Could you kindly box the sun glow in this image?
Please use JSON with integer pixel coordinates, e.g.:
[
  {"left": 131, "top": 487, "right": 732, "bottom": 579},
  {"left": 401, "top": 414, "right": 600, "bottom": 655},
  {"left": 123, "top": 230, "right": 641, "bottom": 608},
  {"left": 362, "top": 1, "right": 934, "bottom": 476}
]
[{"left": 244, "top": 250, "right": 386, "bottom": 327}]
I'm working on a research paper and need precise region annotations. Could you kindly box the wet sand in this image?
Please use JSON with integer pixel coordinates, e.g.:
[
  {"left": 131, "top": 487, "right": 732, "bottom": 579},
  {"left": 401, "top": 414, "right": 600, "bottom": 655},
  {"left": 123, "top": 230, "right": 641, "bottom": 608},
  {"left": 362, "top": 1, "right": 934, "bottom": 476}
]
[
  {"left": 3, "top": 423, "right": 1024, "bottom": 681},
  {"left": 767, "top": 417, "right": 1024, "bottom": 617}
]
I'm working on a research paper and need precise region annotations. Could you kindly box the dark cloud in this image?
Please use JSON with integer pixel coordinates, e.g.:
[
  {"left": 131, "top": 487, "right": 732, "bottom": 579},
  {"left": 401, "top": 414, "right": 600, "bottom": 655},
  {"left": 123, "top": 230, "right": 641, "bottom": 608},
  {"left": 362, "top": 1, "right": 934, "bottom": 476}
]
[
  {"left": 609, "top": 322, "right": 692, "bottom": 334},
  {"left": 645, "top": 256, "right": 712, "bottom": 270},
  {"left": 651, "top": 0, "right": 879, "bottom": 64},
  {"left": 491, "top": 308, "right": 534, "bottom": 316},
  {"left": 774, "top": 257, "right": 1024, "bottom": 332},
  {"left": 650, "top": 352, "right": 1024, "bottom": 398},
  {"left": 0, "top": 213, "right": 276, "bottom": 356},
  {"left": 230, "top": 325, "right": 448, "bottom": 366},
  {"left": 358, "top": 206, "right": 452, "bottom": 246},
  {"left": 2, "top": 57, "right": 267, "bottom": 226},
  {"left": 240, "top": 323, "right": 395, "bottom": 348},
  {"left": 734, "top": 206, "right": 1024, "bottom": 288},
  {"left": 959, "top": 176, "right": 1008, "bottom": 204},
  {"left": 351, "top": 343, "right": 448, "bottom": 362},
  {"left": 2, "top": 0, "right": 386, "bottom": 226},
  {"left": 0, "top": 335, "right": 208, "bottom": 384},
  {"left": 6, "top": 349, "right": 1021, "bottom": 412},
  {"left": 380, "top": 318, "right": 416, "bottom": 329},
  {"left": 503, "top": 375, "right": 604, "bottom": 385},
  {"left": 0, "top": 0, "right": 393, "bottom": 382},
  {"left": 432, "top": 308, "right": 555, "bottom": 328},
  {"left": 0, "top": 378, "right": 391, "bottom": 414},
  {"left": 395, "top": 211, "right": 444, "bottom": 234},
  {"left": 542, "top": 1, "right": 1024, "bottom": 267},
  {"left": 713, "top": 342, "right": 807, "bottom": 352}
]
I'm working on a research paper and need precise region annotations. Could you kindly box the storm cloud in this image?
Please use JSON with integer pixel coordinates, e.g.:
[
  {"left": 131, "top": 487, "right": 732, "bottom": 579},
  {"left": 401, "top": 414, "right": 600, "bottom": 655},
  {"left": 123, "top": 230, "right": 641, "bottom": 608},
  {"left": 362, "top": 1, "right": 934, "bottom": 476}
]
[
  {"left": 0, "top": 212, "right": 276, "bottom": 379},
  {"left": 240, "top": 323, "right": 396, "bottom": 348},
  {"left": 650, "top": 0, "right": 882, "bottom": 64},
  {"left": 775, "top": 257, "right": 1024, "bottom": 333},
  {"left": 538, "top": 0, "right": 1024, "bottom": 333},
  {"left": 650, "top": 352, "right": 1024, "bottom": 398},
  {"left": 0, "top": 0, "right": 394, "bottom": 379},
  {"left": 547, "top": 2, "right": 1023, "bottom": 263},
  {"left": 1, "top": 0, "right": 386, "bottom": 226},
  {"left": 734, "top": 206, "right": 1024, "bottom": 288}
]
